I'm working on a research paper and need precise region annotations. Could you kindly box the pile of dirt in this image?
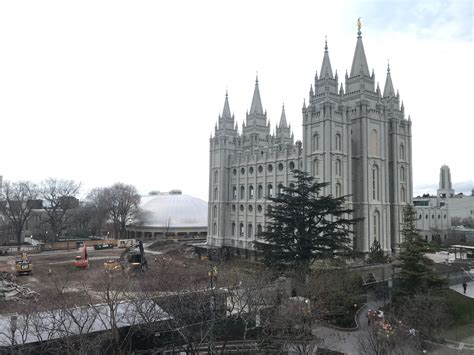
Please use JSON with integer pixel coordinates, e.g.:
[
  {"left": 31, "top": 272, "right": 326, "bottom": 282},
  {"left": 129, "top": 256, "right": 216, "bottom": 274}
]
[{"left": 0, "top": 272, "right": 38, "bottom": 301}]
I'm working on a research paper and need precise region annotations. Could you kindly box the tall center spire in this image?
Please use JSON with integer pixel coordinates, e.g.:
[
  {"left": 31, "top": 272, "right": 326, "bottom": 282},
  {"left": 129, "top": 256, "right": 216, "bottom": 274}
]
[
  {"left": 249, "top": 75, "right": 264, "bottom": 115},
  {"left": 222, "top": 90, "right": 232, "bottom": 119},
  {"left": 349, "top": 19, "right": 370, "bottom": 77}
]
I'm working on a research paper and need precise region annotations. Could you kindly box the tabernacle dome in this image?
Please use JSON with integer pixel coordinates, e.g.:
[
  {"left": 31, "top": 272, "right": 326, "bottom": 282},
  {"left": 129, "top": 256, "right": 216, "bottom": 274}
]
[{"left": 126, "top": 190, "right": 208, "bottom": 240}]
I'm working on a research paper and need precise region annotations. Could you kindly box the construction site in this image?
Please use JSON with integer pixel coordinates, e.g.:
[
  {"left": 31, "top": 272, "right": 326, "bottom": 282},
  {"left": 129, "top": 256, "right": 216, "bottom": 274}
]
[{"left": 0, "top": 240, "right": 226, "bottom": 315}]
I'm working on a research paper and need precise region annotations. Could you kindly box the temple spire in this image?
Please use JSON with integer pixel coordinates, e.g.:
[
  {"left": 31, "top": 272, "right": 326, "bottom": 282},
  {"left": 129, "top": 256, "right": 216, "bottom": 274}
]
[
  {"left": 222, "top": 90, "right": 232, "bottom": 119},
  {"left": 249, "top": 75, "right": 264, "bottom": 115},
  {"left": 349, "top": 19, "right": 370, "bottom": 77},
  {"left": 383, "top": 62, "right": 395, "bottom": 98},
  {"left": 320, "top": 36, "right": 334, "bottom": 79},
  {"left": 279, "top": 104, "right": 288, "bottom": 127}
]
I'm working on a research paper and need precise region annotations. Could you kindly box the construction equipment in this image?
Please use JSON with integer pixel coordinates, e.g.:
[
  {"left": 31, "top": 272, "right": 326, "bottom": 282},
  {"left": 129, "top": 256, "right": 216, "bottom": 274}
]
[
  {"left": 103, "top": 240, "right": 148, "bottom": 272},
  {"left": 73, "top": 242, "right": 89, "bottom": 269},
  {"left": 15, "top": 253, "right": 33, "bottom": 276},
  {"left": 127, "top": 240, "right": 148, "bottom": 272}
]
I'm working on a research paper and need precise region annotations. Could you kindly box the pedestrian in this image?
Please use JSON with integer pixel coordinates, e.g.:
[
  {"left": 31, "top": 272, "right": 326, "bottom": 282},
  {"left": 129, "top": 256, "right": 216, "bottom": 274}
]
[{"left": 463, "top": 282, "right": 468, "bottom": 294}]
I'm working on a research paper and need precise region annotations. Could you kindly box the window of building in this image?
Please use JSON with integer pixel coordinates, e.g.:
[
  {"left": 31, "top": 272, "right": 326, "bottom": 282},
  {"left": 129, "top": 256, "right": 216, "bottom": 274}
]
[
  {"left": 289, "top": 161, "right": 295, "bottom": 170},
  {"left": 401, "top": 187, "right": 406, "bottom": 202},
  {"left": 425, "top": 235, "right": 428, "bottom": 241},
  {"left": 373, "top": 211, "right": 380, "bottom": 239},
  {"left": 372, "top": 165, "right": 379, "bottom": 200},
  {"left": 248, "top": 224, "right": 253, "bottom": 238},
  {"left": 240, "top": 186, "right": 245, "bottom": 199},
  {"left": 241, "top": 167, "right": 245, "bottom": 175},
  {"left": 370, "top": 129, "right": 379, "bottom": 156},
  {"left": 257, "top": 185, "right": 263, "bottom": 199},
  {"left": 232, "top": 186, "right": 237, "bottom": 200},
  {"left": 278, "top": 163, "right": 284, "bottom": 171},
  {"left": 432, "top": 214, "right": 434, "bottom": 219},
  {"left": 400, "top": 144, "right": 405, "bottom": 160},
  {"left": 335, "top": 133, "right": 341, "bottom": 151},
  {"left": 240, "top": 204, "right": 244, "bottom": 212},
  {"left": 313, "top": 159, "right": 319, "bottom": 176},
  {"left": 248, "top": 205, "right": 253, "bottom": 212},
  {"left": 257, "top": 205, "right": 262, "bottom": 213},
  {"left": 444, "top": 215, "right": 447, "bottom": 219},
  {"left": 257, "top": 224, "right": 262, "bottom": 235},
  {"left": 212, "top": 223, "right": 217, "bottom": 235},
  {"left": 438, "top": 215, "right": 440, "bottom": 219},
  {"left": 214, "top": 187, "right": 218, "bottom": 200},
  {"left": 258, "top": 165, "right": 263, "bottom": 173},
  {"left": 249, "top": 166, "right": 254, "bottom": 174},
  {"left": 213, "top": 205, "right": 217, "bottom": 219},
  {"left": 240, "top": 223, "right": 244, "bottom": 237},
  {"left": 335, "top": 182, "right": 342, "bottom": 198},
  {"left": 312, "top": 133, "right": 319, "bottom": 151},
  {"left": 233, "top": 168, "right": 237, "bottom": 176},
  {"left": 400, "top": 166, "right": 405, "bottom": 182},
  {"left": 425, "top": 215, "right": 428, "bottom": 219},
  {"left": 418, "top": 214, "right": 422, "bottom": 219},
  {"left": 336, "top": 159, "right": 341, "bottom": 176},
  {"left": 249, "top": 185, "right": 254, "bottom": 199},
  {"left": 268, "top": 184, "right": 273, "bottom": 197},
  {"left": 278, "top": 184, "right": 284, "bottom": 196},
  {"left": 268, "top": 164, "right": 273, "bottom": 173},
  {"left": 231, "top": 222, "right": 236, "bottom": 236},
  {"left": 232, "top": 204, "right": 236, "bottom": 212},
  {"left": 214, "top": 170, "right": 218, "bottom": 184}
]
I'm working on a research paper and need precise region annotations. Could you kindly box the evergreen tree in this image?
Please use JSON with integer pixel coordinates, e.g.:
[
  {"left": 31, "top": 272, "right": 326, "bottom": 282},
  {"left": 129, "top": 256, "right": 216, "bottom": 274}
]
[
  {"left": 254, "top": 170, "right": 358, "bottom": 271},
  {"left": 367, "top": 239, "right": 386, "bottom": 264},
  {"left": 396, "top": 204, "right": 445, "bottom": 298}
]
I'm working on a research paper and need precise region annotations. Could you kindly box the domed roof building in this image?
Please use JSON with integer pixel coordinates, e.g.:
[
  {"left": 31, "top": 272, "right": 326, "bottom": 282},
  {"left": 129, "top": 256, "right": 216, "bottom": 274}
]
[{"left": 126, "top": 190, "right": 208, "bottom": 240}]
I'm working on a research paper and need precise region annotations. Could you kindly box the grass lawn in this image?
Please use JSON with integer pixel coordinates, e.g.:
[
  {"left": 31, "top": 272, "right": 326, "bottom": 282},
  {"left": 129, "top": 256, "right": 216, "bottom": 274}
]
[{"left": 443, "top": 289, "right": 474, "bottom": 343}]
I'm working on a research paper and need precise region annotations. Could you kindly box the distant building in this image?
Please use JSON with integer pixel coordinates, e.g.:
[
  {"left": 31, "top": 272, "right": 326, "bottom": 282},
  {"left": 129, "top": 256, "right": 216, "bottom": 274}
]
[
  {"left": 413, "top": 165, "right": 474, "bottom": 243},
  {"left": 127, "top": 190, "right": 208, "bottom": 240},
  {"left": 208, "top": 26, "right": 413, "bottom": 254},
  {"left": 413, "top": 195, "right": 450, "bottom": 243}
]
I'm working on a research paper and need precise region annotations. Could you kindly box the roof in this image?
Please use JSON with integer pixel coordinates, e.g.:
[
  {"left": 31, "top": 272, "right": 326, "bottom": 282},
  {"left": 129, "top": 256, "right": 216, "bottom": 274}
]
[
  {"left": 137, "top": 192, "right": 208, "bottom": 228},
  {"left": 0, "top": 300, "right": 170, "bottom": 346}
]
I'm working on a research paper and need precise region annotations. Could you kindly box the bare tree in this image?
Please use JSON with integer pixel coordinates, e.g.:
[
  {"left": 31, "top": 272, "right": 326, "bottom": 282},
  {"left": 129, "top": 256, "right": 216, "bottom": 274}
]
[
  {"left": 107, "top": 183, "right": 140, "bottom": 239},
  {"left": 0, "top": 181, "right": 39, "bottom": 248},
  {"left": 40, "top": 178, "right": 80, "bottom": 241},
  {"left": 86, "top": 187, "right": 112, "bottom": 237}
]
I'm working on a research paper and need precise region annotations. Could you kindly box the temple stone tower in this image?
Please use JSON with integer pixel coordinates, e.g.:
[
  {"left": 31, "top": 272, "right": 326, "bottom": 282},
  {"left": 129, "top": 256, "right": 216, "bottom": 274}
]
[{"left": 208, "top": 24, "right": 413, "bottom": 254}]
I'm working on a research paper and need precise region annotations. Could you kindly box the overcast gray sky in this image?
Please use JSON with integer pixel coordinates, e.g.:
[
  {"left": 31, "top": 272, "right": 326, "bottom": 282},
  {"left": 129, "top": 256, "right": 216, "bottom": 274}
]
[{"left": 0, "top": 0, "right": 472, "bottom": 201}]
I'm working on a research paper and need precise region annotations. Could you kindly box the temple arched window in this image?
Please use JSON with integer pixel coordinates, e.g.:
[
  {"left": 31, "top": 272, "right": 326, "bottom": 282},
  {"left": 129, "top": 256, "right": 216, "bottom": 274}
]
[
  {"left": 335, "top": 133, "right": 342, "bottom": 151},
  {"left": 249, "top": 185, "right": 254, "bottom": 199},
  {"left": 312, "top": 133, "right": 320, "bottom": 151},
  {"left": 372, "top": 164, "right": 379, "bottom": 200},
  {"left": 267, "top": 184, "right": 273, "bottom": 198}
]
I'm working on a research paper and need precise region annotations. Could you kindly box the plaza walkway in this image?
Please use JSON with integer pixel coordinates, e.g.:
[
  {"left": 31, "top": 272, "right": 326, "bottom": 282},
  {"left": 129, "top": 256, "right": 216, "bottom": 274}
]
[{"left": 450, "top": 280, "right": 474, "bottom": 298}]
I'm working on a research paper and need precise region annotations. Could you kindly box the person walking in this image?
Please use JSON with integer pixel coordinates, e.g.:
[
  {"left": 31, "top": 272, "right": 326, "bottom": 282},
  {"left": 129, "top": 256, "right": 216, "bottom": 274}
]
[{"left": 463, "top": 282, "right": 468, "bottom": 294}]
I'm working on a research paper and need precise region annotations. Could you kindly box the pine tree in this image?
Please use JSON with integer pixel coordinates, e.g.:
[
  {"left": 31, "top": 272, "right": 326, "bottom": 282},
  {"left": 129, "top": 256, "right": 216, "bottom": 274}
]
[
  {"left": 367, "top": 239, "right": 386, "bottom": 264},
  {"left": 254, "top": 170, "right": 358, "bottom": 271},
  {"left": 396, "top": 204, "right": 445, "bottom": 298}
]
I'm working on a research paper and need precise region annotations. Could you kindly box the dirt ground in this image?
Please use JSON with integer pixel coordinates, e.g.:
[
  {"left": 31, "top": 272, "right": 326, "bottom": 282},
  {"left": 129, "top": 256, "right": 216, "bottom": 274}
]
[{"left": 0, "top": 243, "right": 264, "bottom": 315}]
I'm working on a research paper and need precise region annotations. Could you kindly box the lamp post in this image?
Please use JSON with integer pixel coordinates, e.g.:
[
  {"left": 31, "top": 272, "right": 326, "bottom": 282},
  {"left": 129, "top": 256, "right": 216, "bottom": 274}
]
[{"left": 10, "top": 315, "right": 17, "bottom": 348}]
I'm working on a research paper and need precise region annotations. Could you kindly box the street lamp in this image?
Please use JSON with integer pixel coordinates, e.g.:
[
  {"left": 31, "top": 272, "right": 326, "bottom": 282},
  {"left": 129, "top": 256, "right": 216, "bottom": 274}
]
[{"left": 208, "top": 266, "right": 218, "bottom": 289}]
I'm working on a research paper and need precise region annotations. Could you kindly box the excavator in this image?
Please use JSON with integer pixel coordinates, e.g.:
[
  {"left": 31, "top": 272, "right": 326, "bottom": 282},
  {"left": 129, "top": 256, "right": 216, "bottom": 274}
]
[
  {"left": 73, "top": 242, "right": 89, "bottom": 268},
  {"left": 104, "top": 240, "right": 148, "bottom": 272},
  {"left": 15, "top": 252, "right": 33, "bottom": 276}
]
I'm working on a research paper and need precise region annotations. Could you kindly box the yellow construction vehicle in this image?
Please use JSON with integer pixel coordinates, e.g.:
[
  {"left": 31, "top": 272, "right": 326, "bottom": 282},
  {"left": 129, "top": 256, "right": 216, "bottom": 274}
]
[
  {"left": 15, "top": 252, "right": 33, "bottom": 276},
  {"left": 104, "top": 240, "right": 148, "bottom": 273}
]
